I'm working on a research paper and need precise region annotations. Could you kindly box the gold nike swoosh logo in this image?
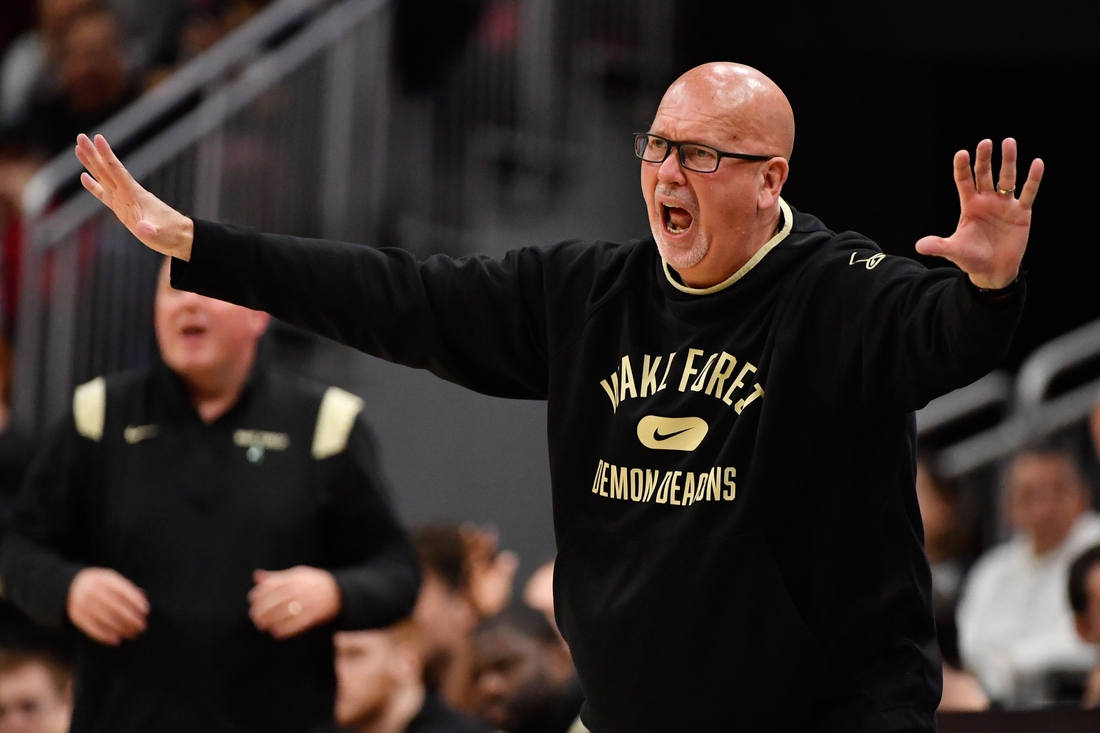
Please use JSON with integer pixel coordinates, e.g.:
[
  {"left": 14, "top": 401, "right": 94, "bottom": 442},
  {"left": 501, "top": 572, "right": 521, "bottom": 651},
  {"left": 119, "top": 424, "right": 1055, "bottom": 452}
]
[
  {"left": 637, "top": 416, "right": 708, "bottom": 451},
  {"left": 123, "top": 424, "right": 159, "bottom": 444}
]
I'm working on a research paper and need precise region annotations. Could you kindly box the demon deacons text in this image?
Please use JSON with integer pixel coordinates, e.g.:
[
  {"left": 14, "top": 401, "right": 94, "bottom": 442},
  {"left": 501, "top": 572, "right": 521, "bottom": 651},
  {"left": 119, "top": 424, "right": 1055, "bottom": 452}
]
[{"left": 590, "top": 460, "right": 737, "bottom": 506}]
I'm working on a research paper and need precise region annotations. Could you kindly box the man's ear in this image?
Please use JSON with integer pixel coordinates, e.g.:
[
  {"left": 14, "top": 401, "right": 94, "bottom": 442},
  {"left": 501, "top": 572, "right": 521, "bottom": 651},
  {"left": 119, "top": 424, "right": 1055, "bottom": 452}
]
[{"left": 757, "top": 157, "right": 789, "bottom": 211}]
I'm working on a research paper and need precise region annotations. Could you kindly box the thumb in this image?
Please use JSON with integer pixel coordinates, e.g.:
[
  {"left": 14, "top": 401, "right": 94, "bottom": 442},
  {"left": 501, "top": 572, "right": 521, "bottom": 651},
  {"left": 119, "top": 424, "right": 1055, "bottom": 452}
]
[
  {"left": 253, "top": 569, "right": 269, "bottom": 584},
  {"left": 914, "top": 235, "right": 949, "bottom": 257}
]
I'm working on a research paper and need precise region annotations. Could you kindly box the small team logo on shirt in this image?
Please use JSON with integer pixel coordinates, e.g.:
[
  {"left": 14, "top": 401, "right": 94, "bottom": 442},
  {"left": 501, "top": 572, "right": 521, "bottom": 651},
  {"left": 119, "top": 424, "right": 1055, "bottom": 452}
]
[
  {"left": 637, "top": 416, "right": 708, "bottom": 451},
  {"left": 233, "top": 430, "right": 290, "bottom": 464},
  {"left": 849, "top": 252, "right": 885, "bottom": 270}
]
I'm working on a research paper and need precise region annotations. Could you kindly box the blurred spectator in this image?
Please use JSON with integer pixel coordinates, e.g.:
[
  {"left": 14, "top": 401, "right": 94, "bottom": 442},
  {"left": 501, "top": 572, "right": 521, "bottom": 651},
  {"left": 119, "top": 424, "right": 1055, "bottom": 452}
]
[
  {"left": 934, "top": 594, "right": 989, "bottom": 712},
  {"left": 413, "top": 522, "right": 518, "bottom": 714},
  {"left": 916, "top": 458, "right": 969, "bottom": 607},
  {"left": 0, "top": 259, "right": 419, "bottom": 732},
  {"left": 0, "top": 0, "right": 98, "bottom": 127},
  {"left": 523, "top": 560, "right": 556, "bottom": 634},
  {"left": 957, "top": 446, "right": 1100, "bottom": 707},
  {"left": 0, "top": 647, "right": 71, "bottom": 733},
  {"left": 471, "top": 604, "right": 582, "bottom": 733},
  {"left": 413, "top": 523, "right": 479, "bottom": 713},
  {"left": 334, "top": 621, "right": 489, "bottom": 733},
  {"left": 4, "top": 10, "right": 134, "bottom": 161},
  {"left": 1069, "top": 544, "right": 1100, "bottom": 707}
]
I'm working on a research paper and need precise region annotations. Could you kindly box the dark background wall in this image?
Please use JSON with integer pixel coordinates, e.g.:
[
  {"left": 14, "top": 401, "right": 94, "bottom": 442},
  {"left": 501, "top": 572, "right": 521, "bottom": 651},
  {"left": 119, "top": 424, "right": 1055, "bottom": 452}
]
[{"left": 675, "top": 0, "right": 1100, "bottom": 367}]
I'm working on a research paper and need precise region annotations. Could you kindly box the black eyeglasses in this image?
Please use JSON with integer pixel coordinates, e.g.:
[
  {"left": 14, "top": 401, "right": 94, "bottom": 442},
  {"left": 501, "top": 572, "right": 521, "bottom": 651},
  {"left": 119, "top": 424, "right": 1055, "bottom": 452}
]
[{"left": 634, "top": 133, "right": 776, "bottom": 173}]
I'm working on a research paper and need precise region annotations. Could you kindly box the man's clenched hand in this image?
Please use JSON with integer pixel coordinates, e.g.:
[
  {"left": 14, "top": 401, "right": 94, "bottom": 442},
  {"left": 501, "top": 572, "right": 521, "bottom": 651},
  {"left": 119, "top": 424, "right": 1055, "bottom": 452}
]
[
  {"left": 75, "top": 133, "right": 195, "bottom": 261},
  {"left": 915, "top": 138, "right": 1043, "bottom": 290},
  {"left": 248, "top": 566, "right": 343, "bottom": 640},
  {"left": 67, "top": 567, "right": 150, "bottom": 646}
]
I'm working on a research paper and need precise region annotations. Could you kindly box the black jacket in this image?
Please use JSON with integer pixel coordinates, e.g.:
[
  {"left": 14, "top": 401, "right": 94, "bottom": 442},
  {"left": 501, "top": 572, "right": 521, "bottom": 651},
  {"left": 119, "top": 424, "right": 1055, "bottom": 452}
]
[
  {"left": 0, "top": 361, "right": 419, "bottom": 733},
  {"left": 170, "top": 200, "right": 1024, "bottom": 732}
]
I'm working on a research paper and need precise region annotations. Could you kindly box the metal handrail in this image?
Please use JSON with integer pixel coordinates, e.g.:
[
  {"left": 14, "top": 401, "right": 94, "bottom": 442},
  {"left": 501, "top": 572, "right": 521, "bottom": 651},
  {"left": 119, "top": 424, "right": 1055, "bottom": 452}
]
[
  {"left": 916, "top": 371, "right": 1012, "bottom": 436},
  {"left": 19, "top": 0, "right": 328, "bottom": 226},
  {"left": 27, "top": 0, "right": 387, "bottom": 251},
  {"left": 933, "top": 377, "right": 1100, "bottom": 479},
  {"left": 1015, "top": 316, "right": 1100, "bottom": 410}
]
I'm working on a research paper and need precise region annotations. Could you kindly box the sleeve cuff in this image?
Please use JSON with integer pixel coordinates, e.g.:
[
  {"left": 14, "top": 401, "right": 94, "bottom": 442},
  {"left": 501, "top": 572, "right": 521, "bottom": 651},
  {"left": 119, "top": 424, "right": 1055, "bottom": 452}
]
[
  {"left": 330, "top": 562, "right": 419, "bottom": 630},
  {"left": 965, "top": 271, "right": 1027, "bottom": 310}
]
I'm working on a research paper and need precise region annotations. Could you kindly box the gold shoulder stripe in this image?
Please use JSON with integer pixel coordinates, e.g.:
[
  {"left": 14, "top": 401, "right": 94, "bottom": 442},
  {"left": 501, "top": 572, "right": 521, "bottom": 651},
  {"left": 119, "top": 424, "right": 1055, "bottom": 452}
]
[
  {"left": 73, "top": 377, "right": 106, "bottom": 442},
  {"left": 312, "top": 387, "right": 364, "bottom": 460}
]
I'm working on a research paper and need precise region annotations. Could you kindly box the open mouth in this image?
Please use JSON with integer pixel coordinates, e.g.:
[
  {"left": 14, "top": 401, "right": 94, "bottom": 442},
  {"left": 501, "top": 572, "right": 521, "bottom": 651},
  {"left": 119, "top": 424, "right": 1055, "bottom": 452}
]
[
  {"left": 661, "top": 203, "right": 693, "bottom": 235},
  {"left": 180, "top": 324, "right": 207, "bottom": 338}
]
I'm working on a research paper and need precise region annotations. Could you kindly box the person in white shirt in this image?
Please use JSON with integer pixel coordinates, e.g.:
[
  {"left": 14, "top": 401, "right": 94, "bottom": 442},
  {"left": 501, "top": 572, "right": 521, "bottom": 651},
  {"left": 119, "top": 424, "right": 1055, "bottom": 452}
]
[{"left": 958, "top": 446, "right": 1100, "bottom": 707}]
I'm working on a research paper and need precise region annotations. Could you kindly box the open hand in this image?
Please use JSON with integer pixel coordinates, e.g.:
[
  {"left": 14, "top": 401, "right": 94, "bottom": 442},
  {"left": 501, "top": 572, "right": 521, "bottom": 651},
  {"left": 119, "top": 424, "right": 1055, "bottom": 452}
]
[
  {"left": 67, "top": 567, "right": 149, "bottom": 646},
  {"left": 915, "top": 138, "right": 1043, "bottom": 289},
  {"left": 460, "top": 523, "right": 518, "bottom": 618},
  {"left": 248, "top": 566, "right": 342, "bottom": 639},
  {"left": 74, "top": 133, "right": 195, "bottom": 260}
]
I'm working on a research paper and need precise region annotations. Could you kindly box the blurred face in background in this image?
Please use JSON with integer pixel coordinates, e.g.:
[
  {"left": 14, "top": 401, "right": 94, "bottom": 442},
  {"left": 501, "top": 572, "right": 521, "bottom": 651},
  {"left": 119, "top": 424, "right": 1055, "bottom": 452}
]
[
  {"left": 333, "top": 629, "right": 419, "bottom": 729},
  {"left": 154, "top": 260, "right": 269, "bottom": 394},
  {"left": 1007, "top": 451, "right": 1090, "bottom": 555},
  {"left": 0, "top": 660, "right": 71, "bottom": 733},
  {"left": 472, "top": 626, "right": 571, "bottom": 732},
  {"left": 58, "top": 12, "right": 128, "bottom": 116}
]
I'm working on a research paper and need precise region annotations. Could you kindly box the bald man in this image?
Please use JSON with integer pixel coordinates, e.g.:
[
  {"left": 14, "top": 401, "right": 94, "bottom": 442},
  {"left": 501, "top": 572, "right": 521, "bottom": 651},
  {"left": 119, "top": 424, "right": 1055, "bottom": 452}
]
[{"left": 73, "top": 62, "right": 1042, "bottom": 733}]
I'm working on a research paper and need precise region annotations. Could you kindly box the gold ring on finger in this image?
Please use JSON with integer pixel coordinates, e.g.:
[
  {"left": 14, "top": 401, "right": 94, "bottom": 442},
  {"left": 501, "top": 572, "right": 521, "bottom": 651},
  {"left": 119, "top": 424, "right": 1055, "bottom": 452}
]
[
  {"left": 997, "top": 187, "right": 1015, "bottom": 196},
  {"left": 287, "top": 600, "right": 302, "bottom": 617}
]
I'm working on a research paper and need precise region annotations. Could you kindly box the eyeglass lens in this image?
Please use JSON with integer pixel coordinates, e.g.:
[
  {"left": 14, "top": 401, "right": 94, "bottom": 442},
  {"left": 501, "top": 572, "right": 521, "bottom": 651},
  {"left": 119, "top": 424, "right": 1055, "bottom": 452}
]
[{"left": 635, "top": 135, "right": 720, "bottom": 173}]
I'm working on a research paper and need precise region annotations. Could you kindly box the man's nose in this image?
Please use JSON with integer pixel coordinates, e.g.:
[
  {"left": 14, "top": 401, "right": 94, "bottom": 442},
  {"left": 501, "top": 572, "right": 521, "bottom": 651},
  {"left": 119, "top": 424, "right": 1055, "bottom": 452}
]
[{"left": 656, "top": 148, "right": 687, "bottom": 184}]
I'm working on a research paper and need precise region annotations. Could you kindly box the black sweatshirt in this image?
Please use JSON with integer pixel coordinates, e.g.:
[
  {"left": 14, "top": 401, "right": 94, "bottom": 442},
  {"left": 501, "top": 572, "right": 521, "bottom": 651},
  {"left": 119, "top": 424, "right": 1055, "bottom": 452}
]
[
  {"left": 171, "top": 199, "right": 1024, "bottom": 733},
  {"left": 0, "top": 362, "right": 419, "bottom": 733}
]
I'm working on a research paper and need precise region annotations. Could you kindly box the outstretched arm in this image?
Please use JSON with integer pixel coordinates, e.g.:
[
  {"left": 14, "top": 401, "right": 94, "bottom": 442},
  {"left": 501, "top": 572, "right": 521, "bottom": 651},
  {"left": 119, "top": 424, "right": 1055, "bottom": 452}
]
[
  {"left": 915, "top": 138, "right": 1043, "bottom": 289},
  {"left": 76, "top": 133, "right": 554, "bottom": 399},
  {"left": 75, "top": 134, "right": 195, "bottom": 259}
]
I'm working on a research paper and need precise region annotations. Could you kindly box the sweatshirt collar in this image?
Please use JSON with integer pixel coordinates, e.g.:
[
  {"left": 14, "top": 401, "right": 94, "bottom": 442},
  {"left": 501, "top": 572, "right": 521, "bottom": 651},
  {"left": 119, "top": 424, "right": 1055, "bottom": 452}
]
[{"left": 661, "top": 197, "right": 793, "bottom": 296}]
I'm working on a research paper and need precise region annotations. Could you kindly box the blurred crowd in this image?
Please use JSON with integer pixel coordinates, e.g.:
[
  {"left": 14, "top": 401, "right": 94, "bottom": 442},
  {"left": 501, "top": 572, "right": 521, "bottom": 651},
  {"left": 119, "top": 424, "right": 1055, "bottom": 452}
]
[
  {"left": 923, "top": 410, "right": 1100, "bottom": 713},
  {"left": 0, "top": 0, "right": 278, "bottom": 286}
]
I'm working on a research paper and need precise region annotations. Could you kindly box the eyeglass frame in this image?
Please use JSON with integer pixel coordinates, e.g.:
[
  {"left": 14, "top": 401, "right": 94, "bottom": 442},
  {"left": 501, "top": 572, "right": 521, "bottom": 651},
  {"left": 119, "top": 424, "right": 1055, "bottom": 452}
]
[{"left": 633, "top": 132, "right": 778, "bottom": 173}]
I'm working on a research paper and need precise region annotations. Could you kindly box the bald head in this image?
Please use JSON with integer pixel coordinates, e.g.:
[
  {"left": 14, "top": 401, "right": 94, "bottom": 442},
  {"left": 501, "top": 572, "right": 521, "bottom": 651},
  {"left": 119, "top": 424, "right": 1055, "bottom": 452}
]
[{"left": 657, "top": 63, "right": 794, "bottom": 160}]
